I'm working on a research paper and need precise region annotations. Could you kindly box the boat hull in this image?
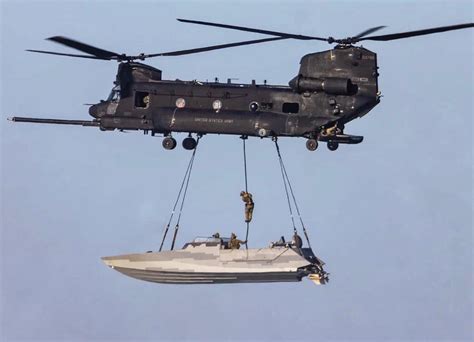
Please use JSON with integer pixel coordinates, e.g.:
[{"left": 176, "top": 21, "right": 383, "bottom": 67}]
[
  {"left": 112, "top": 266, "right": 302, "bottom": 284},
  {"left": 102, "top": 242, "right": 327, "bottom": 285}
]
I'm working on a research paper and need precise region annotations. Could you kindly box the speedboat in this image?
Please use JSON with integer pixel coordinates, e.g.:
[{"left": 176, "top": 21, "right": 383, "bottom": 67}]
[{"left": 102, "top": 236, "right": 328, "bottom": 285}]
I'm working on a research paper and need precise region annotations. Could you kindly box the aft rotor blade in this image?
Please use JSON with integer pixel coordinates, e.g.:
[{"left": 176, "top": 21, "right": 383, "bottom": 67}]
[
  {"left": 360, "top": 23, "right": 474, "bottom": 41},
  {"left": 146, "top": 37, "right": 288, "bottom": 57},
  {"left": 177, "top": 18, "right": 328, "bottom": 41},
  {"left": 47, "top": 36, "right": 121, "bottom": 59},
  {"left": 353, "top": 26, "right": 386, "bottom": 39},
  {"left": 26, "top": 49, "right": 111, "bottom": 60}
]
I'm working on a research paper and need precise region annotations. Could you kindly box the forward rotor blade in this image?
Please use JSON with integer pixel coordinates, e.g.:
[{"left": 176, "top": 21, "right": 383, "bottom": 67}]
[
  {"left": 177, "top": 18, "right": 328, "bottom": 41},
  {"left": 146, "top": 37, "right": 288, "bottom": 57},
  {"left": 47, "top": 36, "right": 121, "bottom": 59},
  {"left": 353, "top": 26, "right": 386, "bottom": 39},
  {"left": 26, "top": 49, "right": 111, "bottom": 60},
  {"left": 360, "top": 23, "right": 474, "bottom": 41}
]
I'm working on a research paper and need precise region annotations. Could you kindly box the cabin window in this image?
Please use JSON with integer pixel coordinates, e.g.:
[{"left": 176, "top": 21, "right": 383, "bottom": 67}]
[
  {"left": 135, "top": 91, "right": 150, "bottom": 108},
  {"left": 282, "top": 102, "right": 299, "bottom": 113}
]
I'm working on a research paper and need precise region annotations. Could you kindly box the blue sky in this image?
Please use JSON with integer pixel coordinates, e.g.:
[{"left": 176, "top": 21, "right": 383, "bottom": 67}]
[{"left": 1, "top": 1, "right": 472, "bottom": 341}]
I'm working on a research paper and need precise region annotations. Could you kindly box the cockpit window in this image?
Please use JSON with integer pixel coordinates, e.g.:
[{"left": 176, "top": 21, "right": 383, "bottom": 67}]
[{"left": 107, "top": 85, "right": 121, "bottom": 102}]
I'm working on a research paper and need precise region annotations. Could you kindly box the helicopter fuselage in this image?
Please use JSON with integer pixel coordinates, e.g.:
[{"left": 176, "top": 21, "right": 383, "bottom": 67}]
[
  {"left": 88, "top": 45, "right": 380, "bottom": 149},
  {"left": 11, "top": 45, "right": 380, "bottom": 151},
  {"left": 9, "top": 21, "right": 473, "bottom": 150}
]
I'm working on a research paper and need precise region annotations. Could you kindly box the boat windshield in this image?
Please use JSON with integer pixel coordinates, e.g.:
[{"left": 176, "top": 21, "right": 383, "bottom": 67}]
[
  {"left": 107, "top": 85, "right": 121, "bottom": 102},
  {"left": 193, "top": 237, "right": 221, "bottom": 243}
]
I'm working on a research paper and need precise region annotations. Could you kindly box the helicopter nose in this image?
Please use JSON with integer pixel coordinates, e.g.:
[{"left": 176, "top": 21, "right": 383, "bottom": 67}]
[{"left": 89, "top": 104, "right": 100, "bottom": 118}]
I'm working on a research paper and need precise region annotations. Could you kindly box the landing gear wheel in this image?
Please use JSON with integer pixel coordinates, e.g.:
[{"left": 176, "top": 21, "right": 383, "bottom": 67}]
[
  {"left": 162, "top": 137, "right": 177, "bottom": 150},
  {"left": 327, "top": 141, "right": 339, "bottom": 151},
  {"left": 182, "top": 137, "right": 197, "bottom": 150},
  {"left": 306, "top": 139, "right": 318, "bottom": 151}
]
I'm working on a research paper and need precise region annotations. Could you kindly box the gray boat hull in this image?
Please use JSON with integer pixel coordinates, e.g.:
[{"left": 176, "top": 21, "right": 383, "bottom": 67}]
[
  {"left": 102, "top": 239, "right": 327, "bottom": 285},
  {"left": 112, "top": 267, "right": 303, "bottom": 284}
]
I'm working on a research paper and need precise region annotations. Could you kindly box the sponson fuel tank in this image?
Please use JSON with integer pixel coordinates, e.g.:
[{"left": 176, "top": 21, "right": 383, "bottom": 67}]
[{"left": 102, "top": 236, "right": 328, "bottom": 285}]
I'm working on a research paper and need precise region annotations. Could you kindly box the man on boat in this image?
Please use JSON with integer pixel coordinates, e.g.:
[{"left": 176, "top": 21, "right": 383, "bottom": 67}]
[
  {"left": 229, "top": 233, "right": 246, "bottom": 249},
  {"left": 292, "top": 233, "right": 303, "bottom": 248},
  {"left": 240, "top": 191, "right": 254, "bottom": 223}
]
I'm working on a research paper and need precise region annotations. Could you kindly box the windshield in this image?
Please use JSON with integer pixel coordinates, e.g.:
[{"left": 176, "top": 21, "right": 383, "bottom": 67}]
[
  {"left": 107, "top": 85, "right": 121, "bottom": 102},
  {"left": 193, "top": 237, "right": 221, "bottom": 243}
]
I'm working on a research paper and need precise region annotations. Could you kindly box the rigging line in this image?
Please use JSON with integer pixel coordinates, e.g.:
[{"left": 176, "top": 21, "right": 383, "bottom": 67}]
[
  {"left": 170, "top": 154, "right": 195, "bottom": 250},
  {"left": 279, "top": 156, "right": 297, "bottom": 234},
  {"left": 278, "top": 153, "right": 312, "bottom": 248},
  {"left": 243, "top": 137, "right": 248, "bottom": 192},
  {"left": 171, "top": 137, "right": 201, "bottom": 250},
  {"left": 274, "top": 140, "right": 312, "bottom": 248},
  {"left": 242, "top": 137, "right": 250, "bottom": 249},
  {"left": 159, "top": 153, "right": 194, "bottom": 251},
  {"left": 274, "top": 139, "right": 297, "bottom": 233},
  {"left": 159, "top": 138, "right": 198, "bottom": 251},
  {"left": 245, "top": 222, "right": 249, "bottom": 250}
]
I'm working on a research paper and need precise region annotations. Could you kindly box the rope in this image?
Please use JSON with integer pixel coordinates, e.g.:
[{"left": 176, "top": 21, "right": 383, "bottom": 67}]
[
  {"left": 279, "top": 155, "right": 312, "bottom": 249},
  {"left": 170, "top": 141, "right": 199, "bottom": 250},
  {"left": 274, "top": 139, "right": 312, "bottom": 248},
  {"left": 170, "top": 137, "right": 200, "bottom": 250},
  {"left": 242, "top": 136, "right": 249, "bottom": 249},
  {"left": 243, "top": 137, "right": 248, "bottom": 192},
  {"left": 159, "top": 136, "right": 200, "bottom": 251},
  {"left": 274, "top": 139, "right": 297, "bottom": 233}
]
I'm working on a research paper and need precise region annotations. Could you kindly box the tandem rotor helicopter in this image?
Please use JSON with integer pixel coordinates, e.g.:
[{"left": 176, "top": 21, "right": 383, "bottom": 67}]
[{"left": 9, "top": 19, "right": 473, "bottom": 151}]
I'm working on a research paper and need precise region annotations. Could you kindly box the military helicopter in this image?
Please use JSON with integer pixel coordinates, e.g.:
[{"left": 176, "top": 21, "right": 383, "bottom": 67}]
[{"left": 9, "top": 20, "right": 473, "bottom": 151}]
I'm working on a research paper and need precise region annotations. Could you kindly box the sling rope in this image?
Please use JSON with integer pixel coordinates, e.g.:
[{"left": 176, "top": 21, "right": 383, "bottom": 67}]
[
  {"left": 159, "top": 136, "right": 200, "bottom": 251},
  {"left": 242, "top": 136, "right": 250, "bottom": 249},
  {"left": 274, "top": 138, "right": 312, "bottom": 248}
]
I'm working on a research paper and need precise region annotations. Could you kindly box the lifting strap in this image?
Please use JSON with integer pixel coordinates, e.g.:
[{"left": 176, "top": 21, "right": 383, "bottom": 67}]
[
  {"left": 242, "top": 136, "right": 249, "bottom": 249},
  {"left": 274, "top": 138, "right": 312, "bottom": 248},
  {"left": 159, "top": 136, "right": 200, "bottom": 251}
]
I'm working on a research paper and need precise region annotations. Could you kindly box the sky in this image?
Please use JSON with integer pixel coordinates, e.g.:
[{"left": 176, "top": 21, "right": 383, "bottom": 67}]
[{"left": 1, "top": 0, "right": 472, "bottom": 341}]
